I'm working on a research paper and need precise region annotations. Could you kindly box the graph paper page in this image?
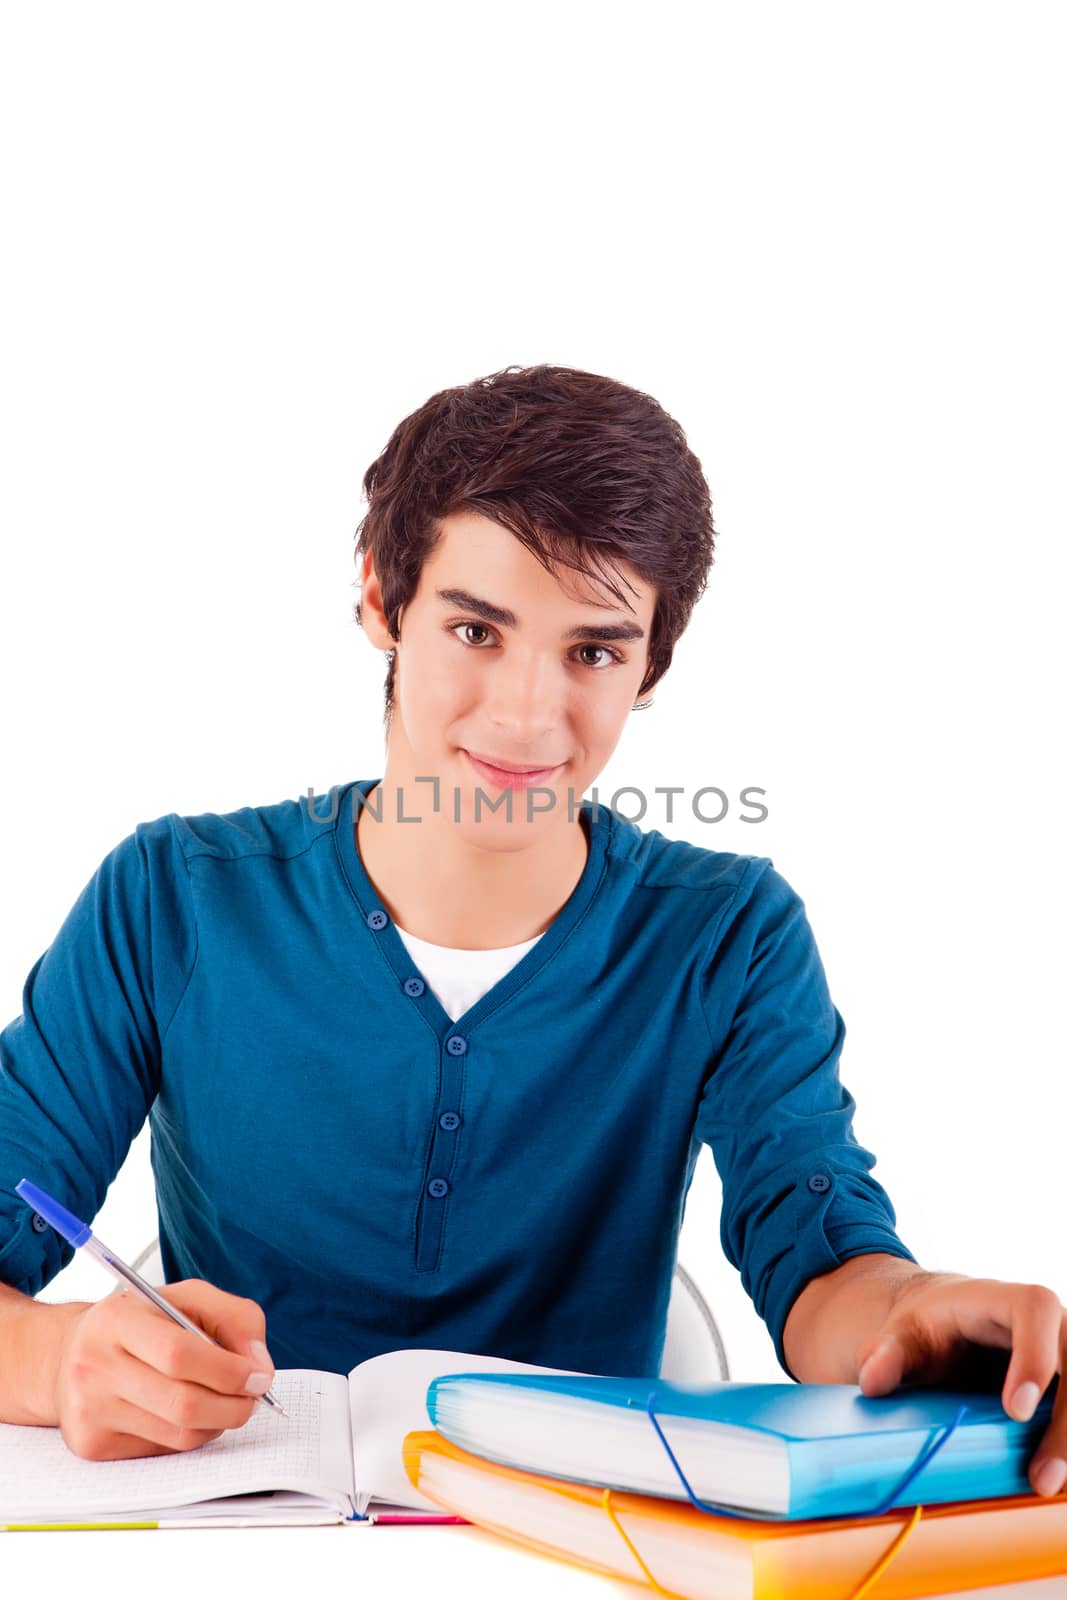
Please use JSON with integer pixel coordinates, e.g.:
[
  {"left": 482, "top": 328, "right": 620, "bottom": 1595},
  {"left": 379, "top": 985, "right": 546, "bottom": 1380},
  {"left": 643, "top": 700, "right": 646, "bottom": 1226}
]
[{"left": 0, "top": 1369, "right": 353, "bottom": 1520}]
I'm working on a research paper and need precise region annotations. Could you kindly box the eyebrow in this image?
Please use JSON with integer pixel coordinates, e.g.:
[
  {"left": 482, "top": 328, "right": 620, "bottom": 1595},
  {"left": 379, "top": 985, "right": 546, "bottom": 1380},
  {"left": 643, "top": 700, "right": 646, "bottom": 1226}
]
[{"left": 435, "top": 587, "right": 646, "bottom": 644}]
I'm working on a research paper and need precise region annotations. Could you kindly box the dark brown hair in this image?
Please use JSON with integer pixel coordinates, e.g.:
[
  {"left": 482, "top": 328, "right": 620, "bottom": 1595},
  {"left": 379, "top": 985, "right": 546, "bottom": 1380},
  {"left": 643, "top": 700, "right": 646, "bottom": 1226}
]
[{"left": 353, "top": 364, "right": 716, "bottom": 731}]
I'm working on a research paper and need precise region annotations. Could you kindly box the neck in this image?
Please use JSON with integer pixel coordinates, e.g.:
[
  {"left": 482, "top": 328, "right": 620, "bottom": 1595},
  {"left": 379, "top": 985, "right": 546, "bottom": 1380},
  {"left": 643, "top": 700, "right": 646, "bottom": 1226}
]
[{"left": 355, "top": 768, "right": 589, "bottom": 950}]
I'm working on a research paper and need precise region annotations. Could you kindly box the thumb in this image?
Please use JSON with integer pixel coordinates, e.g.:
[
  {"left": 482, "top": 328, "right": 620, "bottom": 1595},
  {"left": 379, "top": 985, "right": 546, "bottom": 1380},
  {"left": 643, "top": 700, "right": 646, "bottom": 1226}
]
[{"left": 857, "top": 1329, "right": 915, "bottom": 1396}]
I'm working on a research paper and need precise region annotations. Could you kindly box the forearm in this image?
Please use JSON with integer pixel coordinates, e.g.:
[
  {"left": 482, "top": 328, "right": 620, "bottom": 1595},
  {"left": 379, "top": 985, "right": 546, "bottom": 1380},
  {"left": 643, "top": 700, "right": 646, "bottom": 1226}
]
[
  {"left": 782, "top": 1252, "right": 928, "bottom": 1383},
  {"left": 0, "top": 1281, "right": 89, "bottom": 1425}
]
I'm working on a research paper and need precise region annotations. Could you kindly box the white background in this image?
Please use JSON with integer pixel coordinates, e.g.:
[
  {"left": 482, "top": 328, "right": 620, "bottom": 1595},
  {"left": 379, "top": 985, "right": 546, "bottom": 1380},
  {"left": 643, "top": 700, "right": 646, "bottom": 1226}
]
[{"left": 1, "top": 1, "right": 1064, "bottom": 1591}]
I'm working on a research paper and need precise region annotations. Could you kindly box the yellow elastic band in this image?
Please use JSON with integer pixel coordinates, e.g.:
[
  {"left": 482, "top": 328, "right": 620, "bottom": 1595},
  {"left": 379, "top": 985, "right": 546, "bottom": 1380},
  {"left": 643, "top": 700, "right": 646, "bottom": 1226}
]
[
  {"left": 601, "top": 1484, "right": 923, "bottom": 1600},
  {"left": 601, "top": 1487, "right": 684, "bottom": 1599},
  {"left": 844, "top": 1503, "right": 923, "bottom": 1600}
]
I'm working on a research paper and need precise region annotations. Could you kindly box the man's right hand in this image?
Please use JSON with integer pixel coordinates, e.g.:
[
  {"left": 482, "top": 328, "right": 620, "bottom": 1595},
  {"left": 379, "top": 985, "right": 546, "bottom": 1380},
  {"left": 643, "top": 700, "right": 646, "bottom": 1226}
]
[{"left": 52, "top": 1278, "right": 277, "bottom": 1460}]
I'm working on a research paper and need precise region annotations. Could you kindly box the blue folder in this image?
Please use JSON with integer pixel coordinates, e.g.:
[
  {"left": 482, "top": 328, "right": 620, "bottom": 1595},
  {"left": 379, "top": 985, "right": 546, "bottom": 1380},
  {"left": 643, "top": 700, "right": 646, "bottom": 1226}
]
[{"left": 425, "top": 1372, "right": 1057, "bottom": 1521}]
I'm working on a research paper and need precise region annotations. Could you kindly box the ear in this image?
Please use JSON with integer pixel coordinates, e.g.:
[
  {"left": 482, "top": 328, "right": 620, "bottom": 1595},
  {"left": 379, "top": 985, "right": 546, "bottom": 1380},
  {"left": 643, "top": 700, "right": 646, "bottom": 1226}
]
[{"left": 355, "top": 547, "right": 396, "bottom": 651}]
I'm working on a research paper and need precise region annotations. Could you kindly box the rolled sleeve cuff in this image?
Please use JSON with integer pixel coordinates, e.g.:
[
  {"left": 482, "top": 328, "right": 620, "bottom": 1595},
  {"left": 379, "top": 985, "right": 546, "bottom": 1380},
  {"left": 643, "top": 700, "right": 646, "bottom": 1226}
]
[
  {"left": 756, "top": 1172, "right": 919, "bottom": 1382},
  {"left": 0, "top": 1202, "right": 73, "bottom": 1298}
]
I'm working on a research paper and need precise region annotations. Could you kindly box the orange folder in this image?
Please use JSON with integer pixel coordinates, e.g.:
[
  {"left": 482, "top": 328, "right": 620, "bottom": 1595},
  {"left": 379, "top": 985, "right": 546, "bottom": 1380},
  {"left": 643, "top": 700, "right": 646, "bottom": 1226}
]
[{"left": 402, "top": 1428, "right": 1067, "bottom": 1600}]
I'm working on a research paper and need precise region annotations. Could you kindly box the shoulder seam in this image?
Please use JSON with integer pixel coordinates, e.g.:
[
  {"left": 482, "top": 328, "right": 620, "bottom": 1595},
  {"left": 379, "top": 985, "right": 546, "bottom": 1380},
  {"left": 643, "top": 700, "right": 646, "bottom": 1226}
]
[
  {"left": 181, "top": 827, "right": 337, "bottom": 868},
  {"left": 600, "top": 806, "right": 771, "bottom": 891},
  {"left": 159, "top": 816, "right": 201, "bottom": 1048},
  {"left": 696, "top": 855, "right": 774, "bottom": 1057}
]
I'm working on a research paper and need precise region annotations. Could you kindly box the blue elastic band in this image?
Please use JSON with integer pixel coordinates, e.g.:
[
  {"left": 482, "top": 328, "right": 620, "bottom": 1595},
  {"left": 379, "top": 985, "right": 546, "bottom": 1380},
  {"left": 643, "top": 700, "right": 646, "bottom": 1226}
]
[{"left": 643, "top": 1388, "right": 971, "bottom": 1521}]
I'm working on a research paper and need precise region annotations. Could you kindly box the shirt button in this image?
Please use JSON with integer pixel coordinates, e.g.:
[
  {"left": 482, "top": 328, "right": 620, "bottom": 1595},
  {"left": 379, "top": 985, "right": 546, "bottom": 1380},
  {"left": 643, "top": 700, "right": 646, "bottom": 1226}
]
[
  {"left": 31, "top": 1211, "right": 49, "bottom": 1233},
  {"left": 439, "top": 1111, "right": 461, "bottom": 1131},
  {"left": 446, "top": 1035, "right": 467, "bottom": 1056},
  {"left": 807, "top": 1173, "right": 832, "bottom": 1194},
  {"left": 367, "top": 909, "right": 389, "bottom": 931},
  {"left": 404, "top": 976, "right": 425, "bottom": 997},
  {"left": 427, "top": 1178, "right": 449, "bottom": 1198}
]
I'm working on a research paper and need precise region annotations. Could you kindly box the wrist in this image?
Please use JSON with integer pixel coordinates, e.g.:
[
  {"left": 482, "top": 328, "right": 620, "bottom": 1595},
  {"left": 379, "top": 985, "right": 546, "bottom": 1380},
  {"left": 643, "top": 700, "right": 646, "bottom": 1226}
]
[
  {"left": 25, "top": 1299, "right": 92, "bottom": 1426},
  {"left": 783, "top": 1253, "right": 928, "bottom": 1383}
]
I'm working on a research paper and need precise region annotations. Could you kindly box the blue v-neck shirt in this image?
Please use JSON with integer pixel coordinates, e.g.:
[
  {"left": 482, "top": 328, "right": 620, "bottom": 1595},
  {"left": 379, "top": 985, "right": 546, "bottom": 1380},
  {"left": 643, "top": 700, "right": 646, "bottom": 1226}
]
[{"left": 0, "top": 778, "right": 915, "bottom": 1377}]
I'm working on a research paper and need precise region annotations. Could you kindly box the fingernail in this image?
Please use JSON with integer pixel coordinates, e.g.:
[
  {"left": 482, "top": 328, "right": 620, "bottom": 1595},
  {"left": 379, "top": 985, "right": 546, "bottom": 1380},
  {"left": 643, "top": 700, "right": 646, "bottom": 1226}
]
[
  {"left": 248, "top": 1338, "right": 273, "bottom": 1370},
  {"left": 1011, "top": 1381, "right": 1041, "bottom": 1421},
  {"left": 244, "top": 1371, "right": 272, "bottom": 1396},
  {"left": 1034, "top": 1457, "right": 1067, "bottom": 1497}
]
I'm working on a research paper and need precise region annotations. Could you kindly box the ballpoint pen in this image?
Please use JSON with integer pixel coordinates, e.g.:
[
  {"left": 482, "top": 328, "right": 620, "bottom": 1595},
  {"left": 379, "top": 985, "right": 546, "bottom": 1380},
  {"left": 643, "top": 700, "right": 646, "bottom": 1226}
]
[{"left": 15, "top": 1178, "right": 288, "bottom": 1419}]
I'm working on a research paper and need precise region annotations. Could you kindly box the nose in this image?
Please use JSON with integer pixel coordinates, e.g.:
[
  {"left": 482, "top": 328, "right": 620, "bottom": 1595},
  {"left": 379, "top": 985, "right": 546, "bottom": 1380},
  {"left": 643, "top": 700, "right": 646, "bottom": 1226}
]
[{"left": 483, "top": 648, "right": 563, "bottom": 744}]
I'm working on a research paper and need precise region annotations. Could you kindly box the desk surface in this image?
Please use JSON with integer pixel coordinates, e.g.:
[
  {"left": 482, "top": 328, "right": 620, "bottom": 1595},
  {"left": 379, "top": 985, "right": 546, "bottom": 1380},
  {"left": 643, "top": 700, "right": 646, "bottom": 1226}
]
[
  {"left": 3, "top": 1519, "right": 1066, "bottom": 1600},
  {"left": 1, "top": 1520, "right": 634, "bottom": 1596}
]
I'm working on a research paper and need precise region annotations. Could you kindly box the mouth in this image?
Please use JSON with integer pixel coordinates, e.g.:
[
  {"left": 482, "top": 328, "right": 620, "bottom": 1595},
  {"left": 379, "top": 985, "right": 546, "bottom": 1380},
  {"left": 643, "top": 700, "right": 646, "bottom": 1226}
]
[{"left": 462, "top": 749, "right": 564, "bottom": 789}]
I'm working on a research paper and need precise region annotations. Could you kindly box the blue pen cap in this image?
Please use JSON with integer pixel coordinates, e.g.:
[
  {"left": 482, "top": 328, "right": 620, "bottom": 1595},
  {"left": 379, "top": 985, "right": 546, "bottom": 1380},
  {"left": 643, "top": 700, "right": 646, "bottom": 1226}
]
[{"left": 15, "top": 1179, "right": 92, "bottom": 1248}]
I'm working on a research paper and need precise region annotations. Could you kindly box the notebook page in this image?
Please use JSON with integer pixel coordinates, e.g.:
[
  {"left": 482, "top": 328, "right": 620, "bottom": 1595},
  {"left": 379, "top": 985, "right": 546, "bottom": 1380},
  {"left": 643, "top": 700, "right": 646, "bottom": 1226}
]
[
  {"left": 0, "top": 1369, "right": 353, "bottom": 1520},
  {"left": 348, "top": 1347, "right": 590, "bottom": 1514}
]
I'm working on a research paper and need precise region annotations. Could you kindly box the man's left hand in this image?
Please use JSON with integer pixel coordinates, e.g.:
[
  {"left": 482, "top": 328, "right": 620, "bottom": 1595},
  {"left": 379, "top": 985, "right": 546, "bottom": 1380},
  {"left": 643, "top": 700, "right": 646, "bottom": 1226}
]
[{"left": 856, "top": 1270, "right": 1067, "bottom": 1498}]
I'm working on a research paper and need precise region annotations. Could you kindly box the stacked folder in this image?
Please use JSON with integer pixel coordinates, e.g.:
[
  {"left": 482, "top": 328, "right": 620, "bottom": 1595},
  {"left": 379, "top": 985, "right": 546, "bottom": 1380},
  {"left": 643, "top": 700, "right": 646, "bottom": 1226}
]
[{"left": 400, "top": 1372, "right": 1067, "bottom": 1598}]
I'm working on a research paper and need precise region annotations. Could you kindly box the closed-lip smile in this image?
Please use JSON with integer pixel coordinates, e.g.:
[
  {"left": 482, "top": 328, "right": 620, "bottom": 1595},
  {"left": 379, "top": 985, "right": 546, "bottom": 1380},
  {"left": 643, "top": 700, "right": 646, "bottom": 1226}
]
[{"left": 463, "top": 750, "right": 562, "bottom": 775}]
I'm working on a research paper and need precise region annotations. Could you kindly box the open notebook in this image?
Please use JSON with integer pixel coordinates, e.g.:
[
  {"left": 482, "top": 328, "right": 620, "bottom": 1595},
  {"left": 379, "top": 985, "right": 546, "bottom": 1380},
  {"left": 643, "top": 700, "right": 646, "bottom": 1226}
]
[{"left": 0, "top": 1349, "right": 588, "bottom": 1529}]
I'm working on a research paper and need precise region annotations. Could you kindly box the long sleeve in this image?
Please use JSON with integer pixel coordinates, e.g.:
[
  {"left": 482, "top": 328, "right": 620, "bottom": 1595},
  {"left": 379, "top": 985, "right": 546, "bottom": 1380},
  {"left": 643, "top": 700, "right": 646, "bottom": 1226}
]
[
  {"left": 696, "top": 859, "right": 917, "bottom": 1377},
  {"left": 0, "top": 815, "right": 197, "bottom": 1294}
]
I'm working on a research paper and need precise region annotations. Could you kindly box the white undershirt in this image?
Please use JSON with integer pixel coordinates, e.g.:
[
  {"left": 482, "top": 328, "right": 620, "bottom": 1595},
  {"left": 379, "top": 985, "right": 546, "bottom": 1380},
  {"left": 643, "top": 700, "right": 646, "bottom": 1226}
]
[{"left": 393, "top": 923, "right": 544, "bottom": 1023}]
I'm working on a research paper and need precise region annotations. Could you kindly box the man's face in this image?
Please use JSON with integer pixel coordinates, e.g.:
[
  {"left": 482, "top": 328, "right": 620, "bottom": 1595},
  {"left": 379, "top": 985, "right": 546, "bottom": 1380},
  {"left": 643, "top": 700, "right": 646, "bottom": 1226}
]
[{"left": 369, "top": 509, "right": 657, "bottom": 830}]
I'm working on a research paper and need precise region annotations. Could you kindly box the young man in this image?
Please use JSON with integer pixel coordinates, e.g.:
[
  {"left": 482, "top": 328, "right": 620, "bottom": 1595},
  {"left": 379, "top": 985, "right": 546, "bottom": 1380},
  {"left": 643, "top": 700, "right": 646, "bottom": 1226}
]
[{"left": 1, "top": 365, "right": 1065, "bottom": 1496}]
